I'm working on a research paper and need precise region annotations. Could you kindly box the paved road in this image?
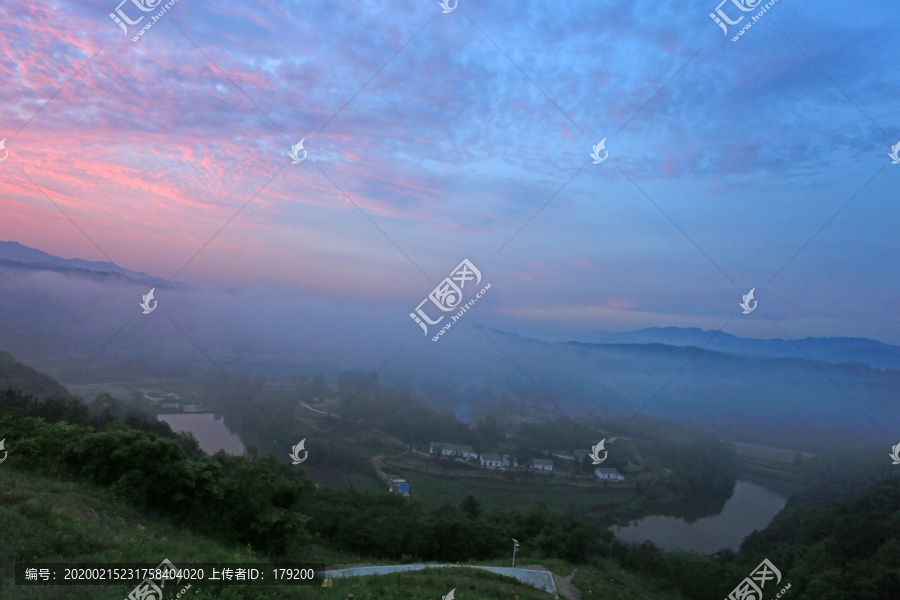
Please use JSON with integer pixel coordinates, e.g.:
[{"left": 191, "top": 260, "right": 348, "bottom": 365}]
[
  {"left": 318, "top": 564, "right": 558, "bottom": 594},
  {"left": 300, "top": 402, "right": 333, "bottom": 416}
]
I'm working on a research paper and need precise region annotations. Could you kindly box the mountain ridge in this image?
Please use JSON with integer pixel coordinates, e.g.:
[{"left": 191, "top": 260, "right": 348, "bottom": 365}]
[
  {"left": 567, "top": 325, "right": 900, "bottom": 369},
  {"left": 0, "top": 240, "right": 180, "bottom": 287}
]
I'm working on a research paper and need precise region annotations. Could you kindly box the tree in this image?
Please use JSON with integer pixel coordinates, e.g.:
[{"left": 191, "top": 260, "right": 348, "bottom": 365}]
[
  {"left": 474, "top": 416, "right": 504, "bottom": 451},
  {"left": 460, "top": 495, "right": 483, "bottom": 519}
]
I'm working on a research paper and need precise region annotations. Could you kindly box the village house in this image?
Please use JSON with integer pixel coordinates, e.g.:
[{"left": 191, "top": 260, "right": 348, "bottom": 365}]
[
  {"left": 480, "top": 453, "right": 509, "bottom": 468},
  {"left": 532, "top": 458, "right": 554, "bottom": 471},
  {"left": 429, "top": 442, "right": 478, "bottom": 459},
  {"left": 389, "top": 478, "right": 411, "bottom": 499},
  {"left": 594, "top": 467, "right": 625, "bottom": 481}
]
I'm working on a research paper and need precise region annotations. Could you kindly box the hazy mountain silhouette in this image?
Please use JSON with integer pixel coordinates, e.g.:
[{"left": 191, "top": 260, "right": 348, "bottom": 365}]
[
  {"left": 442, "top": 326, "right": 899, "bottom": 452},
  {"left": 1, "top": 241, "right": 896, "bottom": 453},
  {"left": 580, "top": 326, "right": 900, "bottom": 369},
  {"left": 0, "top": 240, "right": 179, "bottom": 287}
]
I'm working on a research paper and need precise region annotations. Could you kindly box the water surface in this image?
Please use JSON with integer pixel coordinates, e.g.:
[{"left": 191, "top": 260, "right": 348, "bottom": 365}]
[
  {"left": 157, "top": 412, "right": 246, "bottom": 456},
  {"left": 610, "top": 480, "right": 786, "bottom": 554}
]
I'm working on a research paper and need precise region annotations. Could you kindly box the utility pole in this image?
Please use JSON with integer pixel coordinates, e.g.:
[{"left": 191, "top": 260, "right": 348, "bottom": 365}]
[{"left": 511, "top": 539, "right": 519, "bottom": 568}]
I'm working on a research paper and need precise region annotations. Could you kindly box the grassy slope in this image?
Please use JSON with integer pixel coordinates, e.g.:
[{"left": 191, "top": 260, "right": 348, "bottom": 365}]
[
  {"left": 399, "top": 469, "right": 637, "bottom": 516},
  {"left": 0, "top": 467, "right": 684, "bottom": 600}
]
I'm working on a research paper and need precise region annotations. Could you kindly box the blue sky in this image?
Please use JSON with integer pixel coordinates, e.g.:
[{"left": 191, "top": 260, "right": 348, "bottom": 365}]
[{"left": 1, "top": 0, "right": 898, "bottom": 342}]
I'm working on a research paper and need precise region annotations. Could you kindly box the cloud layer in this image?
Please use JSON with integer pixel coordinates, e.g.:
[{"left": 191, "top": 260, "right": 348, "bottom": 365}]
[{"left": 1, "top": 0, "right": 897, "bottom": 342}]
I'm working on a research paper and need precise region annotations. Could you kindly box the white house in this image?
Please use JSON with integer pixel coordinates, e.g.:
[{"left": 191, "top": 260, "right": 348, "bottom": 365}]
[
  {"left": 532, "top": 458, "right": 554, "bottom": 471},
  {"left": 480, "top": 453, "right": 508, "bottom": 468},
  {"left": 429, "top": 442, "right": 478, "bottom": 459},
  {"left": 595, "top": 467, "right": 625, "bottom": 480}
]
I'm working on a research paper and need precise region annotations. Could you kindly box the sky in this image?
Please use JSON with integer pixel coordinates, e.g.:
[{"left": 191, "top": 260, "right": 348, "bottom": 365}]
[{"left": 1, "top": 0, "right": 898, "bottom": 344}]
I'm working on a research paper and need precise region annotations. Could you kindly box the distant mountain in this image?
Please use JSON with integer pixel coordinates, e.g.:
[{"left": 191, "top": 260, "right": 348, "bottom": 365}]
[
  {"left": 404, "top": 325, "right": 900, "bottom": 452},
  {"left": 0, "top": 240, "right": 176, "bottom": 287},
  {"left": 578, "top": 326, "right": 900, "bottom": 369}
]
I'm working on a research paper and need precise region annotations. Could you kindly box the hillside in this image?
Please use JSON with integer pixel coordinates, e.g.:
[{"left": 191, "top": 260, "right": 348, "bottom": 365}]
[
  {"left": 0, "top": 352, "right": 688, "bottom": 600},
  {"left": 2, "top": 350, "right": 898, "bottom": 600},
  {"left": 0, "top": 351, "right": 70, "bottom": 400},
  {"left": 0, "top": 447, "right": 685, "bottom": 600}
]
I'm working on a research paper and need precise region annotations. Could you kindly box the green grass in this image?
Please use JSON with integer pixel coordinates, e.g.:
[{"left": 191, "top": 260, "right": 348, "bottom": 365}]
[
  {"left": 5, "top": 467, "right": 669, "bottom": 600},
  {"left": 343, "top": 471, "right": 385, "bottom": 493},
  {"left": 570, "top": 557, "right": 686, "bottom": 600}
]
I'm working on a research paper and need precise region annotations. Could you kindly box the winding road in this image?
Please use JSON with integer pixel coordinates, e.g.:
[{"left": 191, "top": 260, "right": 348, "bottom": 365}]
[{"left": 318, "top": 564, "right": 559, "bottom": 595}]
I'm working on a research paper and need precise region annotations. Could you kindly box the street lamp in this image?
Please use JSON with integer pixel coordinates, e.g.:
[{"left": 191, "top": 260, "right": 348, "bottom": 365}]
[{"left": 511, "top": 539, "right": 519, "bottom": 568}]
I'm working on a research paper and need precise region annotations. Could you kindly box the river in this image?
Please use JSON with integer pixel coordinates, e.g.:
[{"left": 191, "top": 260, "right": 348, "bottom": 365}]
[
  {"left": 610, "top": 480, "right": 787, "bottom": 554},
  {"left": 157, "top": 412, "right": 246, "bottom": 456}
]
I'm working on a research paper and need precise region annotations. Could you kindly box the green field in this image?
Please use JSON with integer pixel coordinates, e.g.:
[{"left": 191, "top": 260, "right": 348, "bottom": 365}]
[
  {"left": 343, "top": 470, "right": 386, "bottom": 493},
  {"left": 400, "top": 469, "right": 636, "bottom": 514}
]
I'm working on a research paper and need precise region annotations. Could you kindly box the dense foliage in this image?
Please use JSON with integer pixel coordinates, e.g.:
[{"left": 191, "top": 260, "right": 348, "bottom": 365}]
[
  {"left": 737, "top": 476, "right": 900, "bottom": 599},
  {"left": 302, "top": 490, "right": 615, "bottom": 564},
  {"left": 1, "top": 352, "right": 897, "bottom": 600},
  {"left": 1, "top": 391, "right": 313, "bottom": 555}
]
